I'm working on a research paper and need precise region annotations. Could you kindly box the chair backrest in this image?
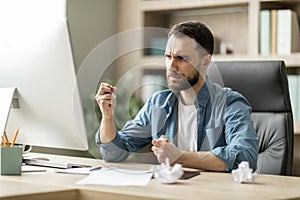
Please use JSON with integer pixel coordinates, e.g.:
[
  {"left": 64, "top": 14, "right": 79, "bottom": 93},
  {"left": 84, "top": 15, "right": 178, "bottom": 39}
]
[{"left": 207, "top": 60, "right": 294, "bottom": 175}]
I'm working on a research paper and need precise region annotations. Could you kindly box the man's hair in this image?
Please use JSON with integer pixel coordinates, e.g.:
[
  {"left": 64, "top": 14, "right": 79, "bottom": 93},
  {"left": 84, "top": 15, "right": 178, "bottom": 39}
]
[{"left": 168, "top": 21, "right": 214, "bottom": 55}]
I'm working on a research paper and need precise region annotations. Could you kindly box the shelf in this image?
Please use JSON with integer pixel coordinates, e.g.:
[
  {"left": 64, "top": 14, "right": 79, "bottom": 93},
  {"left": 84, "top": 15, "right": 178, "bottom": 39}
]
[
  {"left": 118, "top": 0, "right": 300, "bottom": 65},
  {"left": 143, "top": 7, "right": 250, "bottom": 56},
  {"left": 261, "top": 0, "right": 300, "bottom": 2},
  {"left": 137, "top": 0, "right": 300, "bottom": 65},
  {"left": 213, "top": 53, "right": 300, "bottom": 67},
  {"left": 260, "top": 0, "right": 300, "bottom": 4},
  {"left": 141, "top": 53, "right": 300, "bottom": 68},
  {"left": 141, "top": 0, "right": 249, "bottom": 11}
]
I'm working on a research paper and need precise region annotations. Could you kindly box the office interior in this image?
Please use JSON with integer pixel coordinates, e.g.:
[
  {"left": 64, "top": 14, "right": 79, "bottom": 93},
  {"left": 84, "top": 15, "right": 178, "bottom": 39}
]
[{"left": 1, "top": 0, "right": 300, "bottom": 178}]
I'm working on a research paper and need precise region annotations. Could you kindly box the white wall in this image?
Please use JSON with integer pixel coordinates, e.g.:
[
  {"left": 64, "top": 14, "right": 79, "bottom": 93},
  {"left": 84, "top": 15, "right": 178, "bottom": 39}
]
[{"left": 67, "top": 0, "right": 118, "bottom": 74}]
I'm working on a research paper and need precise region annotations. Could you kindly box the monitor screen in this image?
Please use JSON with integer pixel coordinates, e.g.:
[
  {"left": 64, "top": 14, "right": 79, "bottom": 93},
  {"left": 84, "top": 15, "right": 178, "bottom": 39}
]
[{"left": 0, "top": 0, "right": 88, "bottom": 150}]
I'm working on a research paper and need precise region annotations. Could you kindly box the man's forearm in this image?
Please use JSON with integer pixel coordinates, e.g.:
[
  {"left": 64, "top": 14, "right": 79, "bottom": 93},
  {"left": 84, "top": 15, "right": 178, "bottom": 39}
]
[
  {"left": 100, "top": 118, "right": 116, "bottom": 143},
  {"left": 176, "top": 151, "right": 227, "bottom": 171}
]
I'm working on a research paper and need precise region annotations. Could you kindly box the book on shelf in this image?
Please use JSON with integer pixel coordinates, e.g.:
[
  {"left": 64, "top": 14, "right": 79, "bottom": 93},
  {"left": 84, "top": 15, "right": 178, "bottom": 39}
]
[
  {"left": 259, "top": 10, "right": 270, "bottom": 55},
  {"left": 259, "top": 9, "right": 300, "bottom": 55},
  {"left": 277, "top": 9, "right": 300, "bottom": 55},
  {"left": 288, "top": 75, "right": 300, "bottom": 122},
  {"left": 270, "top": 10, "right": 277, "bottom": 54}
]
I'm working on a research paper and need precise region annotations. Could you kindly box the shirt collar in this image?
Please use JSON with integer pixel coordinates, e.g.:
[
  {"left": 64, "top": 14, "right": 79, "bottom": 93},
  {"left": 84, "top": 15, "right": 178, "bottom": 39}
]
[
  {"left": 166, "top": 80, "right": 212, "bottom": 109},
  {"left": 195, "top": 80, "right": 211, "bottom": 108}
]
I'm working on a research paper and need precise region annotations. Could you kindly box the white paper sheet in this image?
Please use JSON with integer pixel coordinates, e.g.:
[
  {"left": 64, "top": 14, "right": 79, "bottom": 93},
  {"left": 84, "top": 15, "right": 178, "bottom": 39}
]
[
  {"left": 76, "top": 168, "right": 153, "bottom": 186},
  {"left": 22, "top": 165, "right": 47, "bottom": 173}
]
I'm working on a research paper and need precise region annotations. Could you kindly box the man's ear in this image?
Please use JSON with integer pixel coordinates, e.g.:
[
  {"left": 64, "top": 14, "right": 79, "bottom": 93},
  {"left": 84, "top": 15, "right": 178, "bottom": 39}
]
[
  {"left": 199, "top": 54, "right": 211, "bottom": 80},
  {"left": 202, "top": 54, "right": 212, "bottom": 69}
]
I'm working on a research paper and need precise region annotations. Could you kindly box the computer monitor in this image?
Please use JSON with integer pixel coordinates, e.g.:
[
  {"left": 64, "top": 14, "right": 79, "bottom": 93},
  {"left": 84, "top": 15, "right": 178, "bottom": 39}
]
[{"left": 0, "top": 0, "right": 88, "bottom": 151}]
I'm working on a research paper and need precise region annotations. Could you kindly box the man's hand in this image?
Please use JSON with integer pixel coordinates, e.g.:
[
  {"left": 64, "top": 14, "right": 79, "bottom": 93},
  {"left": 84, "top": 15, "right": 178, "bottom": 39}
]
[
  {"left": 152, "top": 137, "right": 227, "bottom": 171},
  {"left": 95, "top": 82, "right": 117, "bottom": 120},
  {"left": 151, "top": 138, "right": 183, "bottom": 164},
  {"left": 95, "top": 82, "right": 117, "bottom": 143}
]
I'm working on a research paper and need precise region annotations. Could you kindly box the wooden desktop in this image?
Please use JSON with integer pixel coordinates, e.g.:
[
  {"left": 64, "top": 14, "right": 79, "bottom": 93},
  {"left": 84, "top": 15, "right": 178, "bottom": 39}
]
[{"left": 1, "top": 153, "right": 300, "bottom": 200}]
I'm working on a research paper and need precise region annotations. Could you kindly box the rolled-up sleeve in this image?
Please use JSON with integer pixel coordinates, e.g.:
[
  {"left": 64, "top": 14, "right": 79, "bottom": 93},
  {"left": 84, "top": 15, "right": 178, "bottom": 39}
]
[
  {"left": 95, "top": 129, "right": 129, "bottom": 162},
  {"left": 211, "top": 95, "right": 259, "bottom": 172}
]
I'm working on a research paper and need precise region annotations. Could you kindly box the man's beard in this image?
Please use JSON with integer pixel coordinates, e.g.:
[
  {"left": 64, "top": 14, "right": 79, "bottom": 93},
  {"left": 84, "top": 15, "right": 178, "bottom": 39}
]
[{"left": 167, "top": 70, "right": 199, "bottom": 91}]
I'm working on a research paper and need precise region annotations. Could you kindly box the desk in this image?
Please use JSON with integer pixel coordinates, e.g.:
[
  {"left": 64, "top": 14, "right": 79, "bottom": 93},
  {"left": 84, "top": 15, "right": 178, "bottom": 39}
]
[{"left": 1, "top": 153, "right": 300, "bottom": 200}]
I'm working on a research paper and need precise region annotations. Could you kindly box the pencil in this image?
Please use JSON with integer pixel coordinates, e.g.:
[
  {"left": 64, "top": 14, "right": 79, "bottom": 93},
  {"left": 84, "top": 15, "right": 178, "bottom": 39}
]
[
  {"left": 10, "top": 129, "right": 19, "bottom": 147},
  {"left": 3, "top": 132, "right": 9, "bottom": 146},
  {"left": 2, "top": 136, "right": 8, "bottom": 146}
]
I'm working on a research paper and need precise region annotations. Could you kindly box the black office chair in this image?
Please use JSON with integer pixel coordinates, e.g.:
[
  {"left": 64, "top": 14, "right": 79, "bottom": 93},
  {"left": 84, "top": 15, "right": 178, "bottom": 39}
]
[{"left": 207, "top": 60, "right": 294, "bottom": 175}]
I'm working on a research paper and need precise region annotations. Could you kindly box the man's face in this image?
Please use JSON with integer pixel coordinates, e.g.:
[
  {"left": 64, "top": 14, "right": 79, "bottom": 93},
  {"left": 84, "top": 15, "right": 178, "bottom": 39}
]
[{"left": 165, "top": 35, "right": 203, "bottom": 91}]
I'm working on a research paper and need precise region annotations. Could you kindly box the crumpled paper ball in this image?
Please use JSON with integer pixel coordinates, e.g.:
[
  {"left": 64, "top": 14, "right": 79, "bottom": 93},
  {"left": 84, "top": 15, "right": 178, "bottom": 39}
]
[
  {"left": 232, "top": 161, "right": 256, "bottom": 183},
  {"left": 154, "top": 158, "right": 183, "bottom": 184}
]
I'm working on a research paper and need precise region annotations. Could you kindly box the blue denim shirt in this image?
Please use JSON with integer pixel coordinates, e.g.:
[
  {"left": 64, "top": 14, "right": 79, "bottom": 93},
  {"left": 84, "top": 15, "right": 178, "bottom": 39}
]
[{"left": 96, "top": 80, "right": 258, "bottom": 172}]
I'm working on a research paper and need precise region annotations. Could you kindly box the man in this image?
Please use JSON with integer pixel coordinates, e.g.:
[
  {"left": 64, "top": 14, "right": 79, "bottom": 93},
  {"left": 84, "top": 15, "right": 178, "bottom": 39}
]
[{"left": 95, "top": 21, "right": 258, "bottom": 172}]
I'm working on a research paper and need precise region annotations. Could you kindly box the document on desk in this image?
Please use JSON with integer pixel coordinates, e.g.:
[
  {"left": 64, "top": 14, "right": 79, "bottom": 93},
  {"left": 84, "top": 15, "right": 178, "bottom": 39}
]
[{"left": 76, "top": 168, "right": 153, "bottom": 186}]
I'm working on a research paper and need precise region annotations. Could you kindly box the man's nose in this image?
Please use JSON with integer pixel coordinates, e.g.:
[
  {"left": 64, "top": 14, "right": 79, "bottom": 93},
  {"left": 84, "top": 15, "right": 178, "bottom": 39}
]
[{"left": 168, "top": 57, "right": 178, "bottom": 71}]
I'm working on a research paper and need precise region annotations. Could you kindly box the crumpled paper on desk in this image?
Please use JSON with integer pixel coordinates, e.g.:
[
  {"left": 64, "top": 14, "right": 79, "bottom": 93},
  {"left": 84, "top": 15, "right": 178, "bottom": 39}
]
[
  {"left": 232, "top": 161, "right": 256, "bottom": 183},
  {"left": 154, "top": 158, "right": 183, "bottom": 184}
]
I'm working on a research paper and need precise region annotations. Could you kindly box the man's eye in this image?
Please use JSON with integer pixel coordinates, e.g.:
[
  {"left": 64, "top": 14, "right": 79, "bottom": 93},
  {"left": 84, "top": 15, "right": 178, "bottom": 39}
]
[
  {"left": 165, "top": 54, "right": 171, "bottom": 58},
  {"left": 176, "top": 56, "right": 186, "bottom": 61}
]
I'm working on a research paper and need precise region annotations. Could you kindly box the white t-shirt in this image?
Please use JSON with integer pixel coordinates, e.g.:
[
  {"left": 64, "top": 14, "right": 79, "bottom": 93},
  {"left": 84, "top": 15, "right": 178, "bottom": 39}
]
[{"left": 177, "top": 96, "right": 197, "bottom": 151}]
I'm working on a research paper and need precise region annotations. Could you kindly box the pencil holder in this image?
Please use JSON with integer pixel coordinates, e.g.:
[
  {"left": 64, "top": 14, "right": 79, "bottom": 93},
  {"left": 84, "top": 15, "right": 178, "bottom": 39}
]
[{"left": 0, "top": 146, "right": 22, "bottom": 175}]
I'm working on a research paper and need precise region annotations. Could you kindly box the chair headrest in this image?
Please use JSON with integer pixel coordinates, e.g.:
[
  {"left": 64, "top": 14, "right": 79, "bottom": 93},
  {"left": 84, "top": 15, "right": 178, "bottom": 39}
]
[{"left": 207, "top": 60, "right": 292, "bottom": 112}]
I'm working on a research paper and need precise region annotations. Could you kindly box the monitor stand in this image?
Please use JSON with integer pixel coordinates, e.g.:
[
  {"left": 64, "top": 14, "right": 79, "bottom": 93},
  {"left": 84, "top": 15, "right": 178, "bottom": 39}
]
[{"left": 0, "top": 87, "right": 16, "bottom": 137}]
